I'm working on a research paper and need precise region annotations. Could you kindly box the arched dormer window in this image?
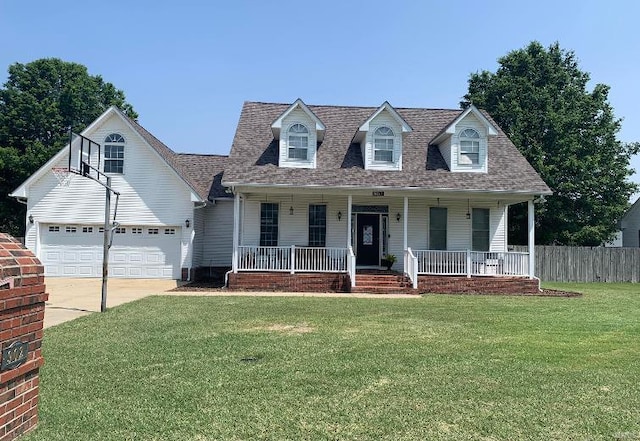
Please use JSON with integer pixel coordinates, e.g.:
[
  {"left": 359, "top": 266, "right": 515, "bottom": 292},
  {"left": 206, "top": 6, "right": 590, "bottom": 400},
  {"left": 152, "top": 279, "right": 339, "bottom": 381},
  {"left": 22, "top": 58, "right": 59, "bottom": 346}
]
[
  {"left": 374, "top": 126, "right": 394, "bottom": 162},
  {"left": 104, "top": 133, "right": 125, "bottom": 174},
  {"left": 288, "top": 123, "right": 309, "bottom": 160},
  {"left": 459, "top": 128, "right": 480, "bottom": 165}
]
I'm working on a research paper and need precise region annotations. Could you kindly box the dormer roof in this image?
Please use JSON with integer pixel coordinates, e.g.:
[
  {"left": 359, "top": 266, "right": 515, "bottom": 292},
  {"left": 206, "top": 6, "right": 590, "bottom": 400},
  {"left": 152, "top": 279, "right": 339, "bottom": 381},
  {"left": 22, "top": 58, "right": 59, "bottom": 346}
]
[
  {"left": 225, "top": 101, "right": 552, "bottom": 197},
  {"left": 271, "top": 98, "right": 326, "bottom": 141},
  {"left": 355, "top": 101, "right": 413, "bottom": 140},
  {"left": 430, "top": 104, "right": 498, "bottom": 145}
]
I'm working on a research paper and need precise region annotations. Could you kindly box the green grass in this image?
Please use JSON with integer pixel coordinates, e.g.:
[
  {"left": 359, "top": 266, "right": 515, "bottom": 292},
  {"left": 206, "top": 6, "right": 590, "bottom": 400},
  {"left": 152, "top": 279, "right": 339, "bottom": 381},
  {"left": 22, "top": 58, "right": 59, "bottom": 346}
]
[{"left": 26, "top": 283, "right": 640, "bottom": 440}]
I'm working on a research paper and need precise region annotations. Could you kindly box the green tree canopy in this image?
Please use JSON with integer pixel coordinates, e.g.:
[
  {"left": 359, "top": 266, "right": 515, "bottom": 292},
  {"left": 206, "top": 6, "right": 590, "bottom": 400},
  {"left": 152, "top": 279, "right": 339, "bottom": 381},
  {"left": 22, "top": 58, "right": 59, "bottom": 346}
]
[
  {"left": 0, "top": 58, "right": 137, "bottom": 236},
  {"left": 463, "top": 42, "right": 639, "bottom": 246}
]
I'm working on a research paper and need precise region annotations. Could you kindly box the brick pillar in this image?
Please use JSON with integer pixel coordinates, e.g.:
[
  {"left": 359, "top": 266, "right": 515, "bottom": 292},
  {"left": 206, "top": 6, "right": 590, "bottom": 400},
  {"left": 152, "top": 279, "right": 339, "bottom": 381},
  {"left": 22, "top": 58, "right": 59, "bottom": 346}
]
[{"left": 0, "top": 233, "right": 47, "bottom": 440}]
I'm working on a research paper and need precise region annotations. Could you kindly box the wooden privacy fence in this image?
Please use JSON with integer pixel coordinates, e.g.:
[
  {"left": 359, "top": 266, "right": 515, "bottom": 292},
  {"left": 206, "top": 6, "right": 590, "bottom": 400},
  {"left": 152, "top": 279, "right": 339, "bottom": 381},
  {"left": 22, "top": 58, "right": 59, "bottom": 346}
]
[{"left": 512, "top": 246, "right": 640, "bottom": 282}]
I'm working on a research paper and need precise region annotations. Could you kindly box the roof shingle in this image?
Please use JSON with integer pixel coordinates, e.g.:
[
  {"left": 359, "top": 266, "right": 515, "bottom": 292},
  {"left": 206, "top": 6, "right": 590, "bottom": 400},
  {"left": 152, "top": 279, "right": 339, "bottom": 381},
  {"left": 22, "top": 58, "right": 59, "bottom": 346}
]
[{"left": 223, "top": 102, "right": 551, "bottom": 195}]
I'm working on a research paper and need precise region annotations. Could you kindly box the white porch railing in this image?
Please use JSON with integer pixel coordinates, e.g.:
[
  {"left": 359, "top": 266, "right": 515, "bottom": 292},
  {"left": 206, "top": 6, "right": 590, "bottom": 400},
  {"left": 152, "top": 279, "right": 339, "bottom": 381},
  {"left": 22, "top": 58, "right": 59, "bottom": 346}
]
[
  {"left": 413, "top": 250, "right": 530, "bottom": 277},
  {"left": 237, "top": 246, "right": 348, "bottom": 273},
  {"left": 404, "top": 247, "right": 418, "bottom": 289}
]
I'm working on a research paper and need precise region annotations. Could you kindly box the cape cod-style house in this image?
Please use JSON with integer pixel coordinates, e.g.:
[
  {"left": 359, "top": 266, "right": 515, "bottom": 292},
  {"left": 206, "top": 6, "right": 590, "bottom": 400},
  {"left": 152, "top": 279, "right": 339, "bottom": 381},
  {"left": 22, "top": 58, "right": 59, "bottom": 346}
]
[{"left": 11, "top": 99, "right": 551, "bottom": 293}]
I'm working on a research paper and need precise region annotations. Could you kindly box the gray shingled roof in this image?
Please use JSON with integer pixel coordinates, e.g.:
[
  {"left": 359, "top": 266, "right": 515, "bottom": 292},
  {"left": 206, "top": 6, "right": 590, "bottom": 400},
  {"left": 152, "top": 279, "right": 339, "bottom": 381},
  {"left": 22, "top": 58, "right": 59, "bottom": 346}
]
[
  {"left": 223, "top": 102, "right": 552, "bottom": 195},
  {"left": 173, "top": 154, "right": 230, "bottom": 200},
  {"left": 115, "top": 108, "right": 230, "bottom": 201}
]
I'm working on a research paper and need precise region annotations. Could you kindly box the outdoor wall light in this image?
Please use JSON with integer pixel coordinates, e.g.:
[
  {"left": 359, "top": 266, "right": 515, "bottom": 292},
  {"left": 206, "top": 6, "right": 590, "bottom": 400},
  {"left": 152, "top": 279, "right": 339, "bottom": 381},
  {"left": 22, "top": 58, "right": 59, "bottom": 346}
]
[
  {"left": 466, "top": 199, "right": 471, "bottom": 219},
  {"left": 28, "top": 215, "right": 34, "bottom": 224},
  {"left": 185, "top": 219, "right": 190, "bottom": 228},
  {"left": 289, "top": 206, "right": 294, "bottom": 215},
  {"left": 396, "top": 212, "right": 401, "bottom": 222},
  {"left": 337, "top": 211, "right": 342, "bottom": 221}
]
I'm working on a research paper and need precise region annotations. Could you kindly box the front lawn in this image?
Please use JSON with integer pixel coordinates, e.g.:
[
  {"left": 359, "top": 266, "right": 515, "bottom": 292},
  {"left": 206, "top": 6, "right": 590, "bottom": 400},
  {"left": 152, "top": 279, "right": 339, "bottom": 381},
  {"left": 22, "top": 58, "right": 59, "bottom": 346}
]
[{"left": 26, "top": 283, "right": 640, "bottom": 440}]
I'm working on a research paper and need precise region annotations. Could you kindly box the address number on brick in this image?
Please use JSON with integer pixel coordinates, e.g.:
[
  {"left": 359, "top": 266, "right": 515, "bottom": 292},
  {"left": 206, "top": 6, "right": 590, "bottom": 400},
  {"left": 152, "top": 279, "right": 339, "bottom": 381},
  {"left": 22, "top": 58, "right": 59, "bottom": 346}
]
[{"left": 1, "top": 341, "right": 29, "bottom": 371}]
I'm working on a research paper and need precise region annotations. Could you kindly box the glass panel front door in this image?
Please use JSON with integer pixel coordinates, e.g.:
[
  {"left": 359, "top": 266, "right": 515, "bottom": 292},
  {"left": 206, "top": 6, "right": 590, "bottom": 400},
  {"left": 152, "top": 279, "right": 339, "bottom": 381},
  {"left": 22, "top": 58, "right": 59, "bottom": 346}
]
[{"left": 356, "top": 213, "right": 380, "bottom": 265}]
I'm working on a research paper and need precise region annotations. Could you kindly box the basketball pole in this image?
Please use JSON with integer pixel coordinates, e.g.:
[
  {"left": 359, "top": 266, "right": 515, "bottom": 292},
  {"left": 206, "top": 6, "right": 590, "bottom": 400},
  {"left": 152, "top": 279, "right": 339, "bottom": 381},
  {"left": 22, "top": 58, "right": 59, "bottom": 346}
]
[{"left": 101, "top": 176, "right": 111, "bottom": 313}]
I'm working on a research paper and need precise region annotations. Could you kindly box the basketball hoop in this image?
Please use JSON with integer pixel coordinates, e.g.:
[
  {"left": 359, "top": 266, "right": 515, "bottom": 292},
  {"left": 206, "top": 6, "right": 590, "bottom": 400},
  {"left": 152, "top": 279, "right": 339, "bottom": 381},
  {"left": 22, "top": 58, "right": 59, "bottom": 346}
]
[{"left": 52, "top": 167, "right": 73, "bottom": 186}]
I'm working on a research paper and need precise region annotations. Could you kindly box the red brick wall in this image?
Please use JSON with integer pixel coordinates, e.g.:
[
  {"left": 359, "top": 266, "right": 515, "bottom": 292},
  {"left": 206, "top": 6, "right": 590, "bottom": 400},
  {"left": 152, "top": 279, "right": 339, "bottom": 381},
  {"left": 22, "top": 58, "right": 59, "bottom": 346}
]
[
  {"left": 418, "top": 275, "right": 540, "bottom": 294},
  {"left": 228, "top": 272, "right": 351, "bottom": 292},
  {"left": 0, "top": 233, "right": 47, "bottom": 440}
]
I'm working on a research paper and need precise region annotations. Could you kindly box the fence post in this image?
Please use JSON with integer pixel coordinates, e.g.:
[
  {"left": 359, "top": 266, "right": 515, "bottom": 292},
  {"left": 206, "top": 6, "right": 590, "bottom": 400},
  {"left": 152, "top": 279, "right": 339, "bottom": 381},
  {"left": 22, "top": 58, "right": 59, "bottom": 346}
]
[
  {"left": 290, "top": 245, "right": 295, "bottom": 274},
  {"left": 466, "top": 249, "right": 471, "bottom": 278}
]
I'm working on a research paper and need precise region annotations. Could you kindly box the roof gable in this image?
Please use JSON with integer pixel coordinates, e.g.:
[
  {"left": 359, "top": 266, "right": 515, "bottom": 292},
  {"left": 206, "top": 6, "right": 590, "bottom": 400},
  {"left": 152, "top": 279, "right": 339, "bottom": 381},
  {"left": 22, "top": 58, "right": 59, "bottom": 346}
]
[
  {"left": 430, "top": 104, "right": 498, "bottom": 145},
  {"left": 357, "top": 101, "right": 413, "bottom": 135},
  {"left": 11, "top": 107, "right": 209, "bottom": 201},
  {"left": 271, "top": 99, "right": 326, "bottom": 141}
]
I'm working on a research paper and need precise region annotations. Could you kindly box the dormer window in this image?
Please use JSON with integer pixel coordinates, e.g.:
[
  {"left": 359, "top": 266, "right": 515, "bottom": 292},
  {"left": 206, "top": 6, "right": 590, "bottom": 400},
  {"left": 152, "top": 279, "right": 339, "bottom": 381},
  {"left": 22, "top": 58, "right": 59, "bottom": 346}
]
[
  {"left": 288, "top": 123, "right": 309, "bottom": 160},
  {"left": 459, "top": 129, "right": 480, "bottom": 165},
  {"left": 104, "top": 133, "right": 125, "bottom": 174},
  {"left": 373, "top": 127, "right": 394, "bottom": 162}
]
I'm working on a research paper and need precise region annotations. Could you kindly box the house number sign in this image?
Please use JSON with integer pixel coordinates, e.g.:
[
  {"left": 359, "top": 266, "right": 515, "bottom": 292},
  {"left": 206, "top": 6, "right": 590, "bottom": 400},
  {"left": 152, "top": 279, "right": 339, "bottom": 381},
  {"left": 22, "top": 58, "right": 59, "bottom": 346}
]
[
  {"left": 1, "top": 341, "right": 29, "bottom": 371},
  {"left": 372, "top": 191, "right": 385, "bottom": 197}
]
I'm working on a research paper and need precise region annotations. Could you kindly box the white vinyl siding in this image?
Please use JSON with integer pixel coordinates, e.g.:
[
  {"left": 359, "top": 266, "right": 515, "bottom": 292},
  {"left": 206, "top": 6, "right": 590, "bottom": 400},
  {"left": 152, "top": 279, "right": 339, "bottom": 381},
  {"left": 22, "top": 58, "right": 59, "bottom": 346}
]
[
  {"left": 198, "top": 201, "right": 234, "bottom": 267},
  {"left": 449, "top": 112, "right": 488, "bottom": 173},
  {"left": 235, "top": 194, "right": 508, "bottom": 271},
  {"left": 363, "top": 111, "right": 402, "bottom": 171},
  {"left": 279, "top": 108, "right": 317, "bottom": 169},
  {"left": 621, "top": 200, "right": 640, "bottom": 247},
  {"left": 24, "top": 113, "right": 197, "bottom": 277}
]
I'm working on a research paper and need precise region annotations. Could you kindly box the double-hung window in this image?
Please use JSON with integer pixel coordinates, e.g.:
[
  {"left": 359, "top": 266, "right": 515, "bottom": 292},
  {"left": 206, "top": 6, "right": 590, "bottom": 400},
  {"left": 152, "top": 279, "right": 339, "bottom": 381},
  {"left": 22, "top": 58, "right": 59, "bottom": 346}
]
[
  {"left": 373, "top": 126, "right": 394, "bottom": 162},
  {"left": 288, "top": 124, "right": 309, "bottom": 160},
  {"left": 429, "top": 207, "right": 447, "bottom": 250},
  {"left": 104, "top": 133, "right": 125, "bottom": 173},
  {"left": 472, "top": 208, "right": 490, "bottom": 251},
  {"left": 260, "top": 203, "right": 279, "bottom": 246},
  {"left": 308, "top": 204, "right": 326, "bottom": 247},
  {"left": 459, "top": 129, "right": 480, "bottom": 165}
]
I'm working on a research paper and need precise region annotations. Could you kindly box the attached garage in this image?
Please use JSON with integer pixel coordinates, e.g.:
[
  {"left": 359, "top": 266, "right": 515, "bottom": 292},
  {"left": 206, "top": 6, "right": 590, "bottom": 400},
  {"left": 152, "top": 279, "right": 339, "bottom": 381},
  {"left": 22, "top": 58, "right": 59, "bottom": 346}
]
[{"left": 40, "top": 224, "right": 181, "bottom": 279}]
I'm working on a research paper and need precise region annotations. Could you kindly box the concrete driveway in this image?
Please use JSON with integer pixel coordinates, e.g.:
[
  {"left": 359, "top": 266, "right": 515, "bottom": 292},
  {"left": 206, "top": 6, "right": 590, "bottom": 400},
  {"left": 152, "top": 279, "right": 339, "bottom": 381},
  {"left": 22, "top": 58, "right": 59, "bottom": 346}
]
[{"left": 44, "top": 278, "right": 179, "bottom": 328}]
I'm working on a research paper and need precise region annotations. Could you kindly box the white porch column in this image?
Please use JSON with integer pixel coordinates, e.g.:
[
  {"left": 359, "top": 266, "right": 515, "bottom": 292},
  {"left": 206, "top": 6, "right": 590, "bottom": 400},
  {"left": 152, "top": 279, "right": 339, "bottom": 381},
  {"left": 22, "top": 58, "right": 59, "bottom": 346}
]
[
  {"left": 232, "top": 192, "right": 240, "bottom": 273},
  {"left": 347, "top": 195, "right": 353, "bottom": 248},
  {"left": 403, "top": 196, "right": 408, "bottom": 252},
  {"left": 528, "top": 199, "right": 535, "bottom": 279}
]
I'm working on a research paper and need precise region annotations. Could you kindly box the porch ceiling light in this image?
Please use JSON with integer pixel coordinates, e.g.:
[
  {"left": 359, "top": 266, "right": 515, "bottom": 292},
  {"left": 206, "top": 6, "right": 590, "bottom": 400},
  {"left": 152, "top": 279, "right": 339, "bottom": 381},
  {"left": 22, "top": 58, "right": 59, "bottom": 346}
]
[
  {"left": 396, "top": 212, "right": 401, "bottom": 222},
  {"left": 337, "top": 211, "right": 342, "bottom": 221},
  {"left": 466, "top": 199, "right": 471, "bottom": 219}
]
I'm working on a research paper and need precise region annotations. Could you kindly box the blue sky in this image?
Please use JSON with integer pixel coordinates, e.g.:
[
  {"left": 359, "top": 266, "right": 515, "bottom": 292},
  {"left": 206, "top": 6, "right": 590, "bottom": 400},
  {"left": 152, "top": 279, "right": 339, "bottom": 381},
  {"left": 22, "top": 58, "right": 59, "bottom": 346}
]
[{"left": 1, "top": 0, "right": 639, "bottom": 198}]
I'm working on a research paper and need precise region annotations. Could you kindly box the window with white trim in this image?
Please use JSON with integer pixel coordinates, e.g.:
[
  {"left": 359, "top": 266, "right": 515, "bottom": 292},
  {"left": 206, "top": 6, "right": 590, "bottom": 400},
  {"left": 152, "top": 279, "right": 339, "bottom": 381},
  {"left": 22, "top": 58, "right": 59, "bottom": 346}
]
[
  {"left": 374, "top": 127, "right": 394, "bottom": 162},
  {"left": 104, "top": 133, "right": 125, "bottom": 174},
  {"left": 132, "top": 227, "right": 143, "bottom": 234},
  {"left": 459, "top": 129, "right": 480, "bottom": 165},
  {"left": 308, "top": 204, "right": 326, "bottom": 247},
  {"left": 82, "top": 226, "right": 93, "bottom": 233},
  {"left": 115, "top": 227, "right": 126, "bottom": 234},
  {"left": 148, "top": 228, "right": 159, "bottom": 235},
  {"left": 164, "top": 228, "right": 176, "bottom": 235},
  {"left": 48, "top": 226, "right": 60, "bottom": 233},
  {"left": 472, "top": 208, "right": 490, "bottom": 251},
  {"left": 288, "top": 124, "right": 309, "bottom": 160},
  {"left": 260, "top": 203, "right": 279, "bottom": 246},
  {"left": 65, "top": 226, "right": 77, "bottom": 233},
  {"left": 429, "top": 207, "right": 447, "bottom": 250}
]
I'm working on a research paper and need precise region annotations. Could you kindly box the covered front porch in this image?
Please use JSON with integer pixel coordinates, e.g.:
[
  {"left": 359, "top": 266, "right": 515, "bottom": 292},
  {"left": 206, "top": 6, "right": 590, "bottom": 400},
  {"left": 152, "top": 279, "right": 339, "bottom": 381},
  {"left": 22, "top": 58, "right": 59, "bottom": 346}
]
[{"left": 228, "top": 188, "right": 538, "bottom": 293}]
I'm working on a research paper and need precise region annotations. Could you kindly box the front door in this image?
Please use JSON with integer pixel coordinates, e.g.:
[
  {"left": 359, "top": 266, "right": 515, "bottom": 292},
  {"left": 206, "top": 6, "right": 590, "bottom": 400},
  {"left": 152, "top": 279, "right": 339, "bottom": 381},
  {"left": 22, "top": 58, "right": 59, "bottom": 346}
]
[{"left": 356, "top": 214, "right": 380, "bottom": 265}]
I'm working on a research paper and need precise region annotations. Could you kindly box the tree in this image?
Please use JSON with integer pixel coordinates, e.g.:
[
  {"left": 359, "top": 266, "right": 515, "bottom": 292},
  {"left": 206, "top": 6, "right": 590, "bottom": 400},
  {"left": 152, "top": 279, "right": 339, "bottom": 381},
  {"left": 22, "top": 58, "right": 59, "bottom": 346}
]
[
  {"left": 462, "top": 42, "right": 639, "bottom": 246},
  {"left": 0, "top": 58, "right": 137, "bottom": 237}
]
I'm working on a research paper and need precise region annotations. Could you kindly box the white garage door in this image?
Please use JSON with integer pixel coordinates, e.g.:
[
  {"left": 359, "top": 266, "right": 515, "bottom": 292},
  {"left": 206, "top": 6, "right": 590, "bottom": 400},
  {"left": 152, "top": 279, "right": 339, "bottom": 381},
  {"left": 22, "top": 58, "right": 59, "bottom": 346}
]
[{"left": 40, "top": 224, "right": 181, "bottom": 279}]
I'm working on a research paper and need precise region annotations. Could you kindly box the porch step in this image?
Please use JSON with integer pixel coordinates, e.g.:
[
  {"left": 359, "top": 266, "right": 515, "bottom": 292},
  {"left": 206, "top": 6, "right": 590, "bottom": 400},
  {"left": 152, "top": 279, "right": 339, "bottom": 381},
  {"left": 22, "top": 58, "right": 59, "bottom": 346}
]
[{"left": 353, "top": 274, "right": 419, "bottom": 295}]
